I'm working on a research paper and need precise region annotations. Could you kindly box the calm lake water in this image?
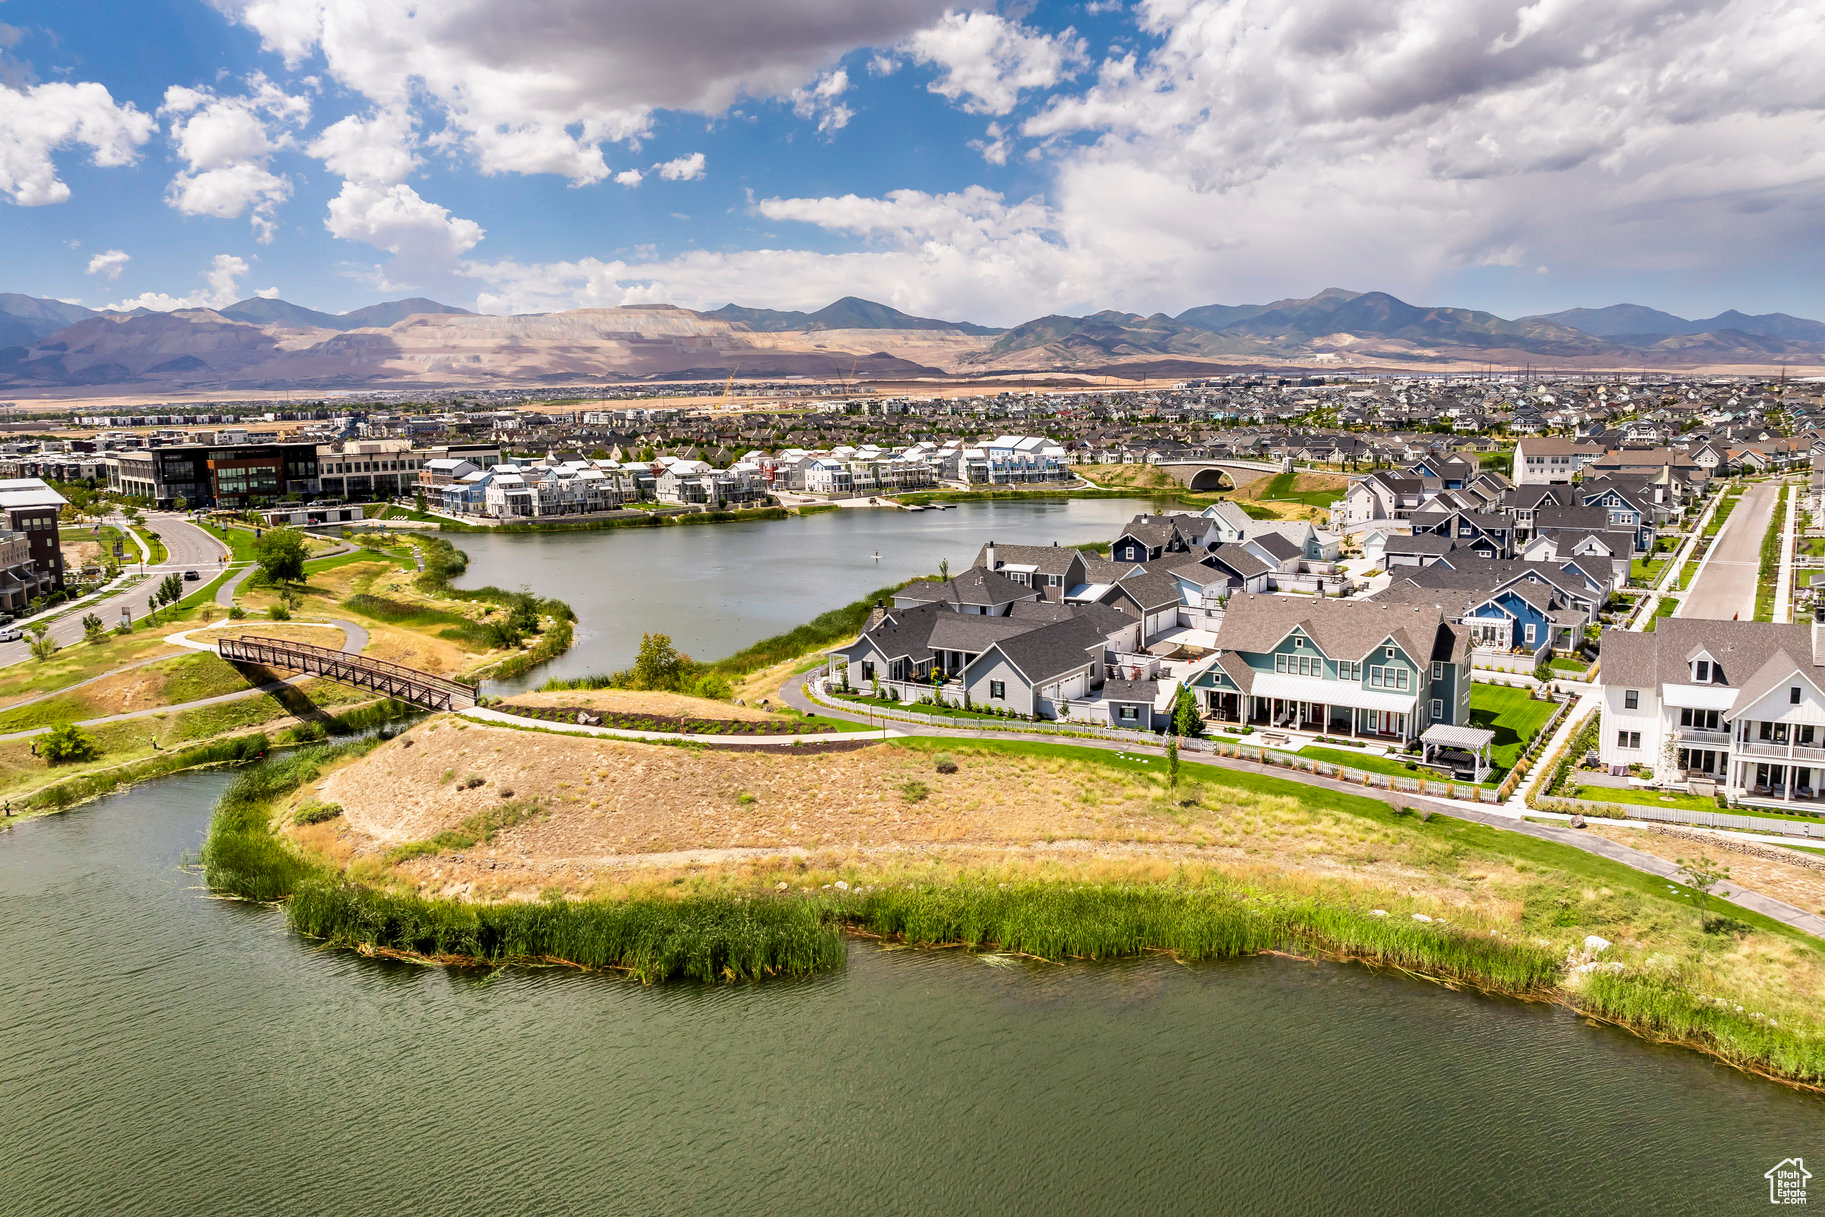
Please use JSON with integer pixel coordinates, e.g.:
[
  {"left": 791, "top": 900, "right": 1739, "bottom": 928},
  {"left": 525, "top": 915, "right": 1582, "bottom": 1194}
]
[
  {"left": 452, "top": 497, "right": 1153, "bottom": 690},
  {"left": 2, "top": 773, "right": 1821, "bottom": 1216},
  {"left": 3, "top": 502, "right": 1823, "bottom": 1215}
]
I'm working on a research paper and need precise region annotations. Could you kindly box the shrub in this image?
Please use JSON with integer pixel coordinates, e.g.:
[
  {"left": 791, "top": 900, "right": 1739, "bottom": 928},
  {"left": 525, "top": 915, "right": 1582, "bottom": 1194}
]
[
  {"left": 900, "top": 780, "right": 930, "bottom": 803},
  {"left": 269, "top": 602, "right": 291, "bottom": 621},
  {"left": 228, "top": 605, "right": 247, "bottom": 620},
  {"left": 461, "top": 773, "right": 486, "bottom": 789},
  {"left": 40, "top": 722, "right": 98, "bottom": 765},
  {"left": 934, "top": 753, "right": 958, "bottom": 775},
  {"left": 293, "top": 799, "right": 343, "bottom": 825}
]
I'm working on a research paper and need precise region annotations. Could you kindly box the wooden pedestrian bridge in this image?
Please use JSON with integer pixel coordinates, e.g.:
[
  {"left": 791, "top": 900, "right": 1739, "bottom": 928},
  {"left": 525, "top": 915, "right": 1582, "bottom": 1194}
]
[{"left": 216, "top": 635, "right": 479, "bottom": 712}]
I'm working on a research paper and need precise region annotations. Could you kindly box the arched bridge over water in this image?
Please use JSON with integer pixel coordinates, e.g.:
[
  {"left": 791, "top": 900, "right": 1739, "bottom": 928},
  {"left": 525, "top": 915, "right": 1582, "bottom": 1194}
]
[{"left": 1152, "top": 459, "right": 1285, "bottom": 493}]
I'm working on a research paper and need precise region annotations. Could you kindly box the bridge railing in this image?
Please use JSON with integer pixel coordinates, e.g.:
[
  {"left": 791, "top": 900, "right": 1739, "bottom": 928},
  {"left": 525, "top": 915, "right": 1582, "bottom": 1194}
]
[{"left": 217, "top": 634, "right": 479, "bottom": 711}]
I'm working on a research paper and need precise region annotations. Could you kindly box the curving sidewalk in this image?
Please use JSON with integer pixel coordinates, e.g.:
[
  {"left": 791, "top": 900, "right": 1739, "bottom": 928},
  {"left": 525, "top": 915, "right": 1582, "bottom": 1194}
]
[
  {"left": 0, "top": 618, "right": 372, "bottom": 743},
  {"left": 459, "top": 703, "right": 896, "bottom": 746},
  {"left": 779, "top": 672, "right": 1825, "bottom": 941}
]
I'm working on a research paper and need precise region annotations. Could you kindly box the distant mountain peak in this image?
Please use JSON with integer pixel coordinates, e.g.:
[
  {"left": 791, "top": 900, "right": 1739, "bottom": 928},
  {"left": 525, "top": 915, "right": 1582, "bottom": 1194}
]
[{"left": 705, "top": 297, "right": 1001, "bottom": 336}]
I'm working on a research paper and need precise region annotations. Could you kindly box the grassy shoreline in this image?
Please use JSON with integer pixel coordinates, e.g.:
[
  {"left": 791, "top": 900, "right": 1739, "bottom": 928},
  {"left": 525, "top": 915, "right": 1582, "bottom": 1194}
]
[{"left": 198, "top": 733, "right": 1825, "bottom": 1091}]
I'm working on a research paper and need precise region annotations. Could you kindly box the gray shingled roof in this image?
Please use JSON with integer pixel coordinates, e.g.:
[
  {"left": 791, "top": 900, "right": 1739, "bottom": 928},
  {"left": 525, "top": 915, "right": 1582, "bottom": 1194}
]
[
  {"left": 1216, "top": 592, "right": 1456, "bottom": 665},
  {"left": 973, "top": 542, "right": 1087, "bottom": 578},
  {"left": 1601, "top": 618, "right": 1817, "bottom": 696},
  {"left": 897, "top": 566, "right": 1036, "bottom": 609}
]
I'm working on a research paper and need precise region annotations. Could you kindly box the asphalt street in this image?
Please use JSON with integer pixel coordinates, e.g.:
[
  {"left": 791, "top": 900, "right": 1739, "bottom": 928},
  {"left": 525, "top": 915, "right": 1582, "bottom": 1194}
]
[
  {"left": 0, "top": 514, "right": 231, "bottom": 664},
  {"left": 1678, "top": 479, "right": 1777, "bottom": 621}
]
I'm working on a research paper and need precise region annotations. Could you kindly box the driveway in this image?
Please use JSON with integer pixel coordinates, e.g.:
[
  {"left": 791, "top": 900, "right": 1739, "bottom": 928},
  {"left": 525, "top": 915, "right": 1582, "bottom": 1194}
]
[{"left": 1679, "top": 480, "right": 1777, "bottom": 621}]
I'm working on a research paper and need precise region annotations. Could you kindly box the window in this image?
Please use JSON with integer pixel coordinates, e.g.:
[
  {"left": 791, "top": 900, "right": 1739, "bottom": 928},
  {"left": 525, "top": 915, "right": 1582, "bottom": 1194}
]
[
  {"left": 989, "top": 680, "right": 1006, "bottom": 700},
  {"left": 860, "top": 661, "right": 874, "bottom": 681},
  {"left": 1617, "top": 730, "right": 1642, "bottom": 750},
  {"left": 1430, "top": 698, "right": 1443, "bottom": 721},
  {"left": 1624, "top": 690, "right": 1639, "bottom": 710},
  {"left": 1118, "top": 705, "right": 1138, "bottom": 722},
  {"left": 1793, "top": 687, "right": 1804, "bottom": 705},
  {"left": 1524, "top": 623, "right": 1537, "bottom": 644},
  {"left": 1294, "top": 636, "right": 1305, "bottom": 648},
  {"left": 1431, "top": 662, "right": 1443, "bottom": 679},
  {"left": 1694, "top": 659, "right": 1711, "bottom": 682}
]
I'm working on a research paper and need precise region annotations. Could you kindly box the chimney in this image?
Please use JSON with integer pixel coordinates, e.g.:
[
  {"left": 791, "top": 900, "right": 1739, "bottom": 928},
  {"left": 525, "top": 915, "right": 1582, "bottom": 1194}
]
[
  {"left": 985, "top": 541, "right": 997, "bottom": 569},
  {"left": 1814, "top": 603, "right": 1825, "bottom": 668},
  {"left": 868, "top": 599, "right": 887, "bottom": 629}
]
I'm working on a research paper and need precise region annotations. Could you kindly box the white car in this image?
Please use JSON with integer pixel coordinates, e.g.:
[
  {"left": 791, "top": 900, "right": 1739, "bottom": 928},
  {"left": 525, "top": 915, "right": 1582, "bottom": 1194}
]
[{"left": 0, "top": 628, "right": 21, "bottom": 642}]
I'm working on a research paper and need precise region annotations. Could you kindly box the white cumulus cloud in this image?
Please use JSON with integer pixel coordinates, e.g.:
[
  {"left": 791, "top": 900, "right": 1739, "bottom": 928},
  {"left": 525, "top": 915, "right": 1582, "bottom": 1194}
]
[
  {"left": 0, "top": 80, "right": 154, "bottom": 205},
  {"left": 105, "top": 253, "right": 254, "bottom": 312},
  {"left": 217, "top": 0, "right": 951, "bottom": 183},
  {"left": 85, "top": 249, "right": 130, "bottom": 280},
  {"left": 326, "top": 180, "right": 485, "bottom": 265},
  {"left": 789, "top": 68, "right": 853, "bottom": 134},
  {"left": 307, "top": 106, "right": 418, "bottom": 185},
  {"left": 654, "top": 152, "right": 706, "bottom": 181},
  {"left": 161, "top": 74, "right": 310, "bottom": 241},
  {"left": 905, "top": 10, "right": 1088, "bottom": 115}
]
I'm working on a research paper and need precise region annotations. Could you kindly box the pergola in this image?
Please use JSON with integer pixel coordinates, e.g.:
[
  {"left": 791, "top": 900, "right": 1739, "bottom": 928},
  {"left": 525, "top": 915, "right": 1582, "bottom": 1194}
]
[{"left": 1419, "top": 723, "right": 1497, "bottom": 783}]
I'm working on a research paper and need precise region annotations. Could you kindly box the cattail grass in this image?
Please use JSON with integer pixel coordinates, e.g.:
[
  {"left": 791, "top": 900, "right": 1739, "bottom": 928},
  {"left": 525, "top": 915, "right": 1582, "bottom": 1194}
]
[
  {"left": 1574, "top": 971, "right": 1825, "bottom": 1086},
  {"left": 837, "top": 882, "right": 1562, "bottom": 993},
  {"left": 286, "top": 882, "right": 844, "bottom": 983},
  {"left": 201, "top": 742, "right": 377, "bottom": 902}
]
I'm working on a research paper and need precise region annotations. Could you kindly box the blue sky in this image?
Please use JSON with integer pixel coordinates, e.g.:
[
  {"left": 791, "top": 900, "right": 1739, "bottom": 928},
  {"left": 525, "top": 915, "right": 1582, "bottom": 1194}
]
[{"left": 3, "top": 0, "right": 1823, "bottom": 325}]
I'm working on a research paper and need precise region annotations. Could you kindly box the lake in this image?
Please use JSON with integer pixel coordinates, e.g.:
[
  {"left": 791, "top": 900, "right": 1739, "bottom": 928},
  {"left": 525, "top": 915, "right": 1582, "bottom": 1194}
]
[
  {"left": 2, "top": 772, "right": 1821, "bottom": 1217},
  {"left": 451, "top": 497, "right": 1152, "bottom": 690}
]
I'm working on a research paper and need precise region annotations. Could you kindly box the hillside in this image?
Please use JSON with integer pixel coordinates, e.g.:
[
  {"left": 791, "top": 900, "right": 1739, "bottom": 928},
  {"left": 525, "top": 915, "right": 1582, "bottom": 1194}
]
[{"left": 0, "top": 287, "right": 1821, "bottom": 393}]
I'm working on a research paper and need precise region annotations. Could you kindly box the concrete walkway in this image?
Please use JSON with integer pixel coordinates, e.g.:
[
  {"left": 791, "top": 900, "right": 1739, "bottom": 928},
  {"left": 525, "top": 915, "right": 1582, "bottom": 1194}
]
[
  {"left": 0, "top": 617, "right": 372, "bottom": 743},
  {"left": 780, "top": 673, "right": 1825, "bottom": 941},
  {"left": 460, "top": 703, "right": 896, "bottom": 745},
  {"left": 1775, "top": 483, "right": 1798, "bottom": 624}
]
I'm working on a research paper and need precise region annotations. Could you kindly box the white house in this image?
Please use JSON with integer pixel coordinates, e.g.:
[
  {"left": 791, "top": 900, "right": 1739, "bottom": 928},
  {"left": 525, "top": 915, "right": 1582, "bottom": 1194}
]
[{"left": 1601, "top": 613, "right": 1825, "bottom": 808}]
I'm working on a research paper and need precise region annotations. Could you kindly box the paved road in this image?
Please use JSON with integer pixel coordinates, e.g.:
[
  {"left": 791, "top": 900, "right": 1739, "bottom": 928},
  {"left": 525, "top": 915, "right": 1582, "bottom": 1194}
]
[
  {"left": 782, "top": 674, "right": 1825, "bottom": 941},
  {"left": 0, "top": 514, "right": 232, "bottom": 666},
  {"left": 1680, "top": 480, "right": 1778, "bottom": 620}
]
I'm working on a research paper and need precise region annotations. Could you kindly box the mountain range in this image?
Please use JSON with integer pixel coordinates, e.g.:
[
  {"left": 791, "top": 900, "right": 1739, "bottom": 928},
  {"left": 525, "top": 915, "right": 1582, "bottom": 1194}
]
[{"left": 1, "top": 288, "right": 1820, "bottom": 395}]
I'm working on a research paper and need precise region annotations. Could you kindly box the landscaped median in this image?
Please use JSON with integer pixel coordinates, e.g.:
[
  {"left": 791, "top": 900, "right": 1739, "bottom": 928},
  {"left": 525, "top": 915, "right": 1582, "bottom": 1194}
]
[{"left": 191, "top": 717, "right": 1825, "bottom": 1089}]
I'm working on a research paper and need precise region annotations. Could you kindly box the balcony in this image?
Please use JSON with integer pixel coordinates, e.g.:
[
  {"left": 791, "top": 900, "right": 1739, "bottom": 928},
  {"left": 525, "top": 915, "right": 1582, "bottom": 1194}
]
[
  {"left": 1735, "top": 738, "right": 1825, "bottom": 764},
  {"left": 1675, "top": 725, "right": 1731, "bottom": 747}
]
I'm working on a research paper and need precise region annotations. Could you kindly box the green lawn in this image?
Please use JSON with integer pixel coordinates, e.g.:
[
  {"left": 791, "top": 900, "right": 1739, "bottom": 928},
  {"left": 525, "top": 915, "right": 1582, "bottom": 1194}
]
[
  {"left": 1549, "top": 656, "right": 1591, "bottom": 677},
  {"left": 1255, "top": 471, "right": 1345, "bottom": 509},
  {"left": 1469, "top": 683, "right": 1558, "bottom": 772},
  {"left": 1572, "top": 784, "right": 1719, "bottom": 812},
  {"left": 1281, "top": 743, "right": 1488, "bottom": 785},
  {"left": 1628, "top": 556, "right": 1669, "bottom": 586}
]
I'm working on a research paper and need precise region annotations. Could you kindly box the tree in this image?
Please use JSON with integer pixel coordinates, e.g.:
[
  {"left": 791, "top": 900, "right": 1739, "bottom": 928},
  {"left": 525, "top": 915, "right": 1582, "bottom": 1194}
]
[
  {"left": 40, "top": 722, "right": 96, "bottom": 765},
  {"left": 173, "top": 495, "right": 188, "bottom": 512},
  {"left": 157, "top": 573, "right": 184, "bottom": 606},
  {"left": 1166, "top": 733, "right": 1181, "bottom": 795},
  {"left": 938, "top": 558, "right": 950, "bottom": 580},
  {"left": 27, "top": 624, "right": 56, "bottom": 662},
  {"left": 1172, "top": 684, "right": 1203, "bottom": 738},
  {"left": 1678, "top": 854, "right": 1733, "bottom": 936},
  {"left": 81, "top": 613, "right": 105, "bottom": 644},
  {"left": 414, "top": 488, "right": 428, "bottom": 513},
  {"left": 630, "top": 631, "right": 689, "bottom": 691},
  {"left": 255, "top": 526, "right": 310, "bottom": 585}
]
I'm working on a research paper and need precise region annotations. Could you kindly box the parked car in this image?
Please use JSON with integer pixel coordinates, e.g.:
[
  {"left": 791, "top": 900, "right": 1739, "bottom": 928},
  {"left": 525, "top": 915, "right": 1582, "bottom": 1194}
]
[
  {"left": 182, "top": 570, "right": 200, "bottom": 581},
  {"left": 0, "top": 627, "right": 21, "bottom": 642}
]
